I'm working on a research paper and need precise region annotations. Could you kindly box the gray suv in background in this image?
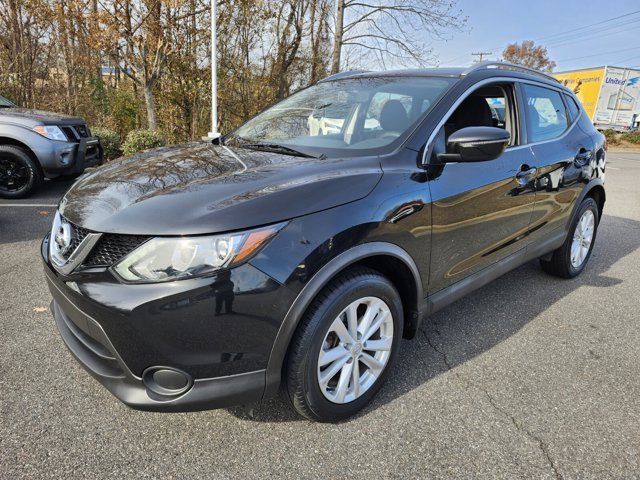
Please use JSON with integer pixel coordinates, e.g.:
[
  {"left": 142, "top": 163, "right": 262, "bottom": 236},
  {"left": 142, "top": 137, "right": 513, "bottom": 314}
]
[{"left": 0, "top": 95, "right": 102, "bottom": 198}]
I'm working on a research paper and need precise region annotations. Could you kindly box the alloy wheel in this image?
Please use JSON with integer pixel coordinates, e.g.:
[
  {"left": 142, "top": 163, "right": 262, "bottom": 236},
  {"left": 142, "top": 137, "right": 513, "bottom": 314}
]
[
  {"left": 571, "top": 209, "right": 595, "bottom": 268},
  {"left": 317, "top": 296, "right": 394, "bottom": 404},
  {"left": 0, "top": 157, "right": 31, "bottom": 193}
]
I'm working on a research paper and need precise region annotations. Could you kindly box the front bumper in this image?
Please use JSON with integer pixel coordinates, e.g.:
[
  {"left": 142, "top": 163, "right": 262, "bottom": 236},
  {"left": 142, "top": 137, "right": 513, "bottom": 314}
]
[
  {"left": 42, "top": 236, "right": 294, "bottom": 412},
  {"left": 49, "top": 294, "right": 265, "bottom": 411},
  {"left": 40, "top": 136, "right": 103, "bottom": 176}
]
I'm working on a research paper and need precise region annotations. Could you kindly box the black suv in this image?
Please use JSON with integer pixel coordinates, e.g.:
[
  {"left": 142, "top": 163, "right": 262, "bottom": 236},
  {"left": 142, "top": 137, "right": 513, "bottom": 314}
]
[{"left": 42, "top": 62, "right": 606, "bottom": 421}]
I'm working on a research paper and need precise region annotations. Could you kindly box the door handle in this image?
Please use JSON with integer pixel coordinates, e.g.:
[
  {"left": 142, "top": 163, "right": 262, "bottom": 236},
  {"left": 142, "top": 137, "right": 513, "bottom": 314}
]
[{"left": 515, "top": 165, "right": 537, "bottom": 184}]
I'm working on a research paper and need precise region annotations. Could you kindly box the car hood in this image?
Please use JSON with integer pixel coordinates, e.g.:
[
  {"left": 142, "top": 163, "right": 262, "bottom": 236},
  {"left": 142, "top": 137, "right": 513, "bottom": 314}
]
[
  {"left": 0, "top": 108, "right": 85, "bottom": 126},
  {"left": 60, "top": 142, "right": 382, "bottom": 235}
]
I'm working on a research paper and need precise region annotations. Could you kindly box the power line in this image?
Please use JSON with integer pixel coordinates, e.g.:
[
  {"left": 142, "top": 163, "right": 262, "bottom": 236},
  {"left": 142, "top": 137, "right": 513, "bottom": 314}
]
[
  {"left": 440, "top": 8, "right": 640, "bottom": 65},
  {"left": 544, "top": 18, "right": 640, "bottom": 48},
  {"left": 532, "top": 9, "right": 640, "bottom": 44},
  {"left": 557, "top": 45, "right": 640, "bottom": 63},
  {"left": 609, "top": 53, "right": 640, "bottom": 66}
]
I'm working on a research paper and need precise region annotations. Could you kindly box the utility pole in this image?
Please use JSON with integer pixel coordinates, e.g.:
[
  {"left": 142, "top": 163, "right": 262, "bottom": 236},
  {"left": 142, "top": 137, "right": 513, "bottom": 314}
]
[
  {"left": 472, "top": 52, "right": 492, "bottom": 63},
  {"left": 206, "top": 0, "right": 220, "bottom": 140}
]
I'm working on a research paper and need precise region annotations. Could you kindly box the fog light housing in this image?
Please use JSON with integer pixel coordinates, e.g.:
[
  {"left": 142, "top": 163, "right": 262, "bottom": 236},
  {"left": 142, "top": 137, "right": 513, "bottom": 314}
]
[{"left": 142, "top": 366, "right": 192, "bottom": 398}]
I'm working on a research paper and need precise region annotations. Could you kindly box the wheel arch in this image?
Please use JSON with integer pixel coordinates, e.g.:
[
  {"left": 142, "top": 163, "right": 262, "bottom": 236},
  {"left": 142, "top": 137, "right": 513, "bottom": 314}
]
[
  {"left": 586, "top": 183, "right": 605, "bottom": 221},
  {"left": 569, "top": 179, "right": 605, "bottom": 229},
  {"left": 262, "top": 241, "right": 424, "bottom": 399},
  {"left": 0, "top": 136, "right": 44, "bottom": 175}
]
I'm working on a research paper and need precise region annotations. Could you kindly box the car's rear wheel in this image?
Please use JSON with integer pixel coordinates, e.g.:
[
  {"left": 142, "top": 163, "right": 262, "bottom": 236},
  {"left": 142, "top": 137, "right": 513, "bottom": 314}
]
[
  {"left": 0, "top": 145, "right": 42, "bottom": 199},
  {"left": 284, "top": 267, "right": 403, "bottom": 422},
  {"left": 540, "top": 197, "right": 599, "bottom": 278}
]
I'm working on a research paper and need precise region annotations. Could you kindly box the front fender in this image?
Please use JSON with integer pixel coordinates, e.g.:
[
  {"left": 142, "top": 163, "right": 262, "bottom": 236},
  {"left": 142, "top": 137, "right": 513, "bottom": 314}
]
[
  {"left": 260, "top": 241, "right": 423, "bottom": 399},
  {"left": 0, "top": 123, "right": 69, "bottom": 169}
]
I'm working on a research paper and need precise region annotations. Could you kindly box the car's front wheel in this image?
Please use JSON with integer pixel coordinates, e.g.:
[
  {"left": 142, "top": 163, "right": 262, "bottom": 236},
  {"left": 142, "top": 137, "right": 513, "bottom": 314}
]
[
  {"left": 285, "top": 267, "right": 403, "bottom": 422},
  {"left": 0, "top": 145, "right": 43, "bottom": 199}
]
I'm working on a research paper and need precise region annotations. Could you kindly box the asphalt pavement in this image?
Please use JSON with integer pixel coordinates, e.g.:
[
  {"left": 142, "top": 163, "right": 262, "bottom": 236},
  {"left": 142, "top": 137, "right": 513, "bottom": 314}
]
[{"left": 1, "top": 152, "right": 639, "bottom": 479}]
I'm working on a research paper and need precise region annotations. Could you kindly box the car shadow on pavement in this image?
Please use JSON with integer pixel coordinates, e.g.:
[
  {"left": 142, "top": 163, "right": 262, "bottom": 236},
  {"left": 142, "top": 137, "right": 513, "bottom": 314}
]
[{"left": 227, "top": 214, "right": 639, "bottom": 422}]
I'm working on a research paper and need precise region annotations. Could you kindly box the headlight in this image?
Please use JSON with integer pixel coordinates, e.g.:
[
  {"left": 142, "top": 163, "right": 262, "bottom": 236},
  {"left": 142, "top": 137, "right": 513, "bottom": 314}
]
[
  {"left": 112, "top": 223, "right": 285, "bottom": 283},
  {"left": 33, "top": 125, "right": 68, "bottom": 141}
]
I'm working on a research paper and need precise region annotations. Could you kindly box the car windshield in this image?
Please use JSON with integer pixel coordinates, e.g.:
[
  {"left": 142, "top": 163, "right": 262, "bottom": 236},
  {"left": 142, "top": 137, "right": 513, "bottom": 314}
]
[
  {"left": 0, "top": 95, "right": 15, "bottom": 108},
  {"left": 225, "top": 76, "right": 455, "bottom": 158}
]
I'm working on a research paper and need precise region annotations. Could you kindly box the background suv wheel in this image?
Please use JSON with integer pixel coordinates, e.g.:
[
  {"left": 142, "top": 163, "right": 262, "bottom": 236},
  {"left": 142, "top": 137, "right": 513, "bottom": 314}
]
[
  {"left": 540, "top": 197, "right": 599, "bottom": 278},
  {"left": 0, "top": 145, "right": 42, "bottom": 199},
  {"left": 284, "top": 267, "right": 403, "bottom": 422}
]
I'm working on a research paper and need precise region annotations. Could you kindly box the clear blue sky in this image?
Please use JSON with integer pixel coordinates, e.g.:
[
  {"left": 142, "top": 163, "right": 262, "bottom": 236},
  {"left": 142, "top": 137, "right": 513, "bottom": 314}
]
[{"left": 433, "top": 0, "right": 640, "bottom": 71}]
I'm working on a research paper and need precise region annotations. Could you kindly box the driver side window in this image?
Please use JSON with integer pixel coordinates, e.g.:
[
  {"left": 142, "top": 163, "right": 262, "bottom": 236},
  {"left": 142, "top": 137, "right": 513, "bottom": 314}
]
[
  {"left": 444, "top": 84, "right": 516, "bottom": 150},
  {"left": 429, "top": 83, "right": 517, "bottom": 162}
]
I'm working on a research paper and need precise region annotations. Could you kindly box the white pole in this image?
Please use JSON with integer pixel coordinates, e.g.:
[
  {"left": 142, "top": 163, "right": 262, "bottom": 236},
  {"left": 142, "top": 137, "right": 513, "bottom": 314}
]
[{"left": 207, "top": 0, "right": 220, "bottom": 139}]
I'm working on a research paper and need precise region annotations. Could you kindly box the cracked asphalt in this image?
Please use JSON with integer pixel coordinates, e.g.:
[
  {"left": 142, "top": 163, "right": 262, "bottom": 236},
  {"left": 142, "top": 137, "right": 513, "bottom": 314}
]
[{"left": 1, "top": 152, "right": 639, "bottom": 479}]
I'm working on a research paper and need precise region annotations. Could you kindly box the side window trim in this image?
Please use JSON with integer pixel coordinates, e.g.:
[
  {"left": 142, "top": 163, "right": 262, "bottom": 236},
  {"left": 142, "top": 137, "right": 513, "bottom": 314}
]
[
  {"left": 563, "top": 93, "right": 582, "bottom": 123},
  {"left": 514, "top": 82, "right": 529, "bottom": 145},
  {"left": 480, "top": 83, "right": 519, "bottom": 148},
  {"left": 500, "top": 83, "right": 520, "bottom": 148}
]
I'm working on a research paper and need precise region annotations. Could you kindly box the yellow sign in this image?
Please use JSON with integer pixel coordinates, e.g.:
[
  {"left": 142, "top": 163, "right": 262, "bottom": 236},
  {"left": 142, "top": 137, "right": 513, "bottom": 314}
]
[{"left": 554, "top": 67, "right": 605, "bottom": 120}]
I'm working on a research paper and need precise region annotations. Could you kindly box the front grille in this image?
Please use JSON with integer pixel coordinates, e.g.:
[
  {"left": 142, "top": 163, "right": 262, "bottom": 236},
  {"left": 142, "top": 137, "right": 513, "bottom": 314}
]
[
  {"left": 57, "top": 216, "right": 147, "bottom": 267},
  {"left": 61, "top": 126, "right": 76, "bottom": 141},
  {"left": 60, "top": 216, "right": 90, "bottom": 260},
  {"left": 83, "top": 234, "right": 149, "bottom": 267},
  {"left": 61, "top": 124, "right": 90, "bottom": 141},
  {"left": 74, "top": 124, "right": 89, "bottom": 137}
]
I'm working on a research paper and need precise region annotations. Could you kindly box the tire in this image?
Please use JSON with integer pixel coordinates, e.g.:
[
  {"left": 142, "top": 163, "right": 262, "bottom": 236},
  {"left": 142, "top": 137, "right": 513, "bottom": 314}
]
[
  {"left": 540, "top": 197, "right": 599, "bottom": 278},
  {"left": 284, "top": 267, "right": 403, "bottom": 422},
  {"left": 0, "top": 145, "right": 43, "bottom": 199}
]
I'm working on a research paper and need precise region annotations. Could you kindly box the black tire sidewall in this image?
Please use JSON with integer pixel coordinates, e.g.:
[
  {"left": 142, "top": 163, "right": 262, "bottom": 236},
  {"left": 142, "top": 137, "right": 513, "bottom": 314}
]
[
  {"left": 297, "top": 273, "right": 403, "bottom": 421},
  {"left": 0, "top": 146, "right": 39, "bottom": 198},
  {"left": 565, "top": 198, "right": 599, "bottom": 276}
]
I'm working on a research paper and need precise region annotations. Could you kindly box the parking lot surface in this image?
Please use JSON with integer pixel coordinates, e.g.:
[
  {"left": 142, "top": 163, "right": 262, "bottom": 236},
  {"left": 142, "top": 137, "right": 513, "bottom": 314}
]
[{"left": 1, "top": 153, "right": 639, "bottom": 479}]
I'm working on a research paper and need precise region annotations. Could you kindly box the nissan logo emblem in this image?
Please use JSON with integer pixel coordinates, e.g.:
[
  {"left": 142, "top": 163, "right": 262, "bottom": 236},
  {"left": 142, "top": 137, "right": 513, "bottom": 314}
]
[{"left": 54, "top": 222, "right": 72, "bottom": 256}]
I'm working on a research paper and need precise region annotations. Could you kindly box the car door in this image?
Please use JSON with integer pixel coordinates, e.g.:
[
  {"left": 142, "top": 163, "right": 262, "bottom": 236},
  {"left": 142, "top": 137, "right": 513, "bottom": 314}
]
[
  {"left": 427, "top": 82, "right": 537, "bottom": 293},
  {"left": 519, "top": 83, "right": 596, "bottom": 245}
]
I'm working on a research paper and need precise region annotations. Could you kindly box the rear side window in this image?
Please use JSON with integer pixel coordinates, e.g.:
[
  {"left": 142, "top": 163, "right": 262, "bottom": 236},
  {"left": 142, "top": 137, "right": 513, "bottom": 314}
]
[
  {"left": 565, "top": 94, "right": 581, "bottom": 122},
  {"left": 522, "top": 84, "right": 569, "bottom": 143}
]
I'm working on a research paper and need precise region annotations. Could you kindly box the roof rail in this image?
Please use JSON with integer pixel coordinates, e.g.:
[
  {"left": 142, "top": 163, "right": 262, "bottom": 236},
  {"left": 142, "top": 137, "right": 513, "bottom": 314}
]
[
  {"left": 318, "top": 70, "right": 371, "bottom": 83},
  {"left": 463, "top": 61, "right": 559, "bottom": 83}
]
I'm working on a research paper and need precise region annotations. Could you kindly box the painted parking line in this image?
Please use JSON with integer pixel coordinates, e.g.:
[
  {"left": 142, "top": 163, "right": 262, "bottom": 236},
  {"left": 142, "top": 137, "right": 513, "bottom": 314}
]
[{"left": 0, "top": 204, "right": 57, "bottom": 207}]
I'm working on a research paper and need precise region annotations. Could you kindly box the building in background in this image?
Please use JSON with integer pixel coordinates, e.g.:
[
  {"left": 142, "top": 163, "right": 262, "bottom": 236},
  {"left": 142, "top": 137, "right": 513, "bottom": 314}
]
[{"left": 554, "top": 66, "right": 640, "bottom": 131}]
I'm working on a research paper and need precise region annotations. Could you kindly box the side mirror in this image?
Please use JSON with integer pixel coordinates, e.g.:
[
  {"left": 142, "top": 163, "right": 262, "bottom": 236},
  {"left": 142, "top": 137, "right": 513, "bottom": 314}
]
[{"left": 437, "top": 126, "right": 510, "bottom": 163}]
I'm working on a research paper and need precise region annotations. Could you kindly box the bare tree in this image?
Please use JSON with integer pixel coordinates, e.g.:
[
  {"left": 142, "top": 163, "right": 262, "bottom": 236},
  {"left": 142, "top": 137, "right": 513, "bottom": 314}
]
[
  {"left": 271, "top": 0, "right": 308, "bottom": 99},
  {"left": 0, "top": 0, "right": 53, "bottom": 107},
  {"left": 330, "top": 0, "right": 466, "bottom": 73},
  {"left": 99, "top": 0, "right": 173, "bottom": 130},
  {"left": 309, "top": 0, "right": 331, "bottom": 82}
]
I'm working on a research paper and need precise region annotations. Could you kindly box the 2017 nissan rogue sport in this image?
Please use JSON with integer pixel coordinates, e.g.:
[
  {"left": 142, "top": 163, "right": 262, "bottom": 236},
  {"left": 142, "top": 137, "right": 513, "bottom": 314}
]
[{"left": 42, "top": 62, "right": 606, "bottom": 422}]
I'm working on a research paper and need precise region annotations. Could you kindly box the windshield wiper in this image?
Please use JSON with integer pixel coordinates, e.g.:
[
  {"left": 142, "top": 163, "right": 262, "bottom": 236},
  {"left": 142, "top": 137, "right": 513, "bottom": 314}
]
[{"left": 240, "top": 142, "right": 321, "bottom": 159}]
